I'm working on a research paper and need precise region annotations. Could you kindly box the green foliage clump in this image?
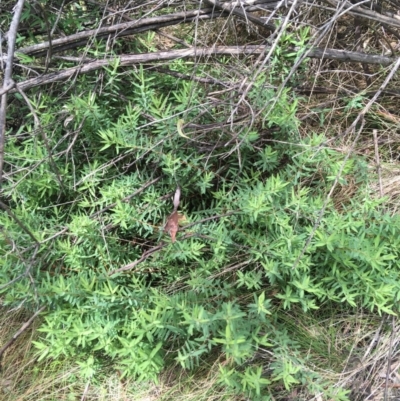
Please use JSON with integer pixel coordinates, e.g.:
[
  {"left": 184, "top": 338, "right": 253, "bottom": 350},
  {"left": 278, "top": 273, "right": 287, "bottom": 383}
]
[{"left": 1, "top": 48, "right": 399, "bottom": 401}]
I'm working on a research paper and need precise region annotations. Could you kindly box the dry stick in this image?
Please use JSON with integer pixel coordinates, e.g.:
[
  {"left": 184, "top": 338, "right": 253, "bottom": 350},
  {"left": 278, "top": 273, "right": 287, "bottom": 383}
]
[
  {"left": 240, "top": 0, "right": 352, "bottom": 140},
  {"left": 0, "top": 200, "right": 39, "bottom": 245},
  {"left": 0, "top": 226, "right": 39, "bottom": 290},
  {"left": 384, "top": 316, "right": 396, "bottom": 401},
  {"left": 108, "top": 243, "right": 166, "bottom": 276},
  {"left": 81, "top": 381, "right": 91, "bottom": 401},
  {"left": 0, "top": 81, "right": 16, "bottom": 96},
  {"left": 0, "top": 0, "right": 25, "bottom": 187},
  {"left": 87, "top": 0, "right": 192, "bottom": 48},
  {"left": 373, "top": 129, "right": 383, "bottom": 197},
  {"left": 227, "top": 0, "right": 300, "bottom": 125},
  {"left": 183, "top": 211, "right": 237, "bottom": 230},
  {"left": 291, "top": 56, "right": 400, "bottom": 271},
  {"left": 324, "top": 0, "right": 400, "bottom": 29},
  {"left": 362, "top": 317, "right": 386, "bottom": 361},
  {"left": 14, "top": 1, "right": 281, "bottom": 58},
  {"left": 0, "top": 46, "right": 395, "bottom": 97},
  {"left": 149, "top": 66, "right": 228, "bottom": 86},
  {"left": 4, "top": 2, "right": 399, "bottom": 61},
  {"left": 203, "top": 0, "right": 276, "bottom": 30},
  {"left": 16, "top": 8, "right": 223, "bottom": 57},
  {"left": 0, "top": 305, "right": 46, "bottom": 371}
]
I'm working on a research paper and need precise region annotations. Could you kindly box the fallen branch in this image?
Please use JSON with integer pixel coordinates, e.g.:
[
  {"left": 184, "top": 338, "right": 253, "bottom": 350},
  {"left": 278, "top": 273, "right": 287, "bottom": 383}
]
[
  {"left": 324, "top": 0, "right": 400, "bottom": 29},
  {"left": 0, "top": 0, "right": 25, "bottom": 187},
  {"left": 203, "top": 0, "right": 275, "bottom": 30},
  {"left": 13, "top": 3, "right": 281, "bottom": 58},
  {"left": 15, "top": 8, "right": 225, "bottom": 58},
  {"left": 0, "top": 46, "right": 395, "bottom": 96}
]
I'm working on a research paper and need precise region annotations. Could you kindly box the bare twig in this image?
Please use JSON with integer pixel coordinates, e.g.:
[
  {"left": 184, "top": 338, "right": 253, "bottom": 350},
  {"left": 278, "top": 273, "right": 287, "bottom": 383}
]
[
  {"left": 384, "top": 316, "right": 396, "bottom": 401},
  {"left": 0, "top": 81, "right": 16, "bottom": 96},
  {"left": 0, "top": 243, "right": 39, "bottom": 291},
  {"left": 108, "top": 243, "right": 166, "bottom": 276},
  {"left": 0, "top": 200, "right": 39, "bottom": 245},
  {"left": 81, "top": 380, "right": 91, "bottom": 401},
  {"left": 324, "top": 0, "right": 400, "bottom": 29},
  {"left": 0, "top": 0, "right": 25, "bottom": 187},
  {"left": 0, "top": 305, "right": 46, "bottom": 371},
  {"left": 203, "top": 0, "right": 276, "bottom": 30},
  {"left": 373, "top": 129, "right": 383, "bottom": 197},
  {"left": 182, "top": 212, "right": 237, "bottom": 230}
]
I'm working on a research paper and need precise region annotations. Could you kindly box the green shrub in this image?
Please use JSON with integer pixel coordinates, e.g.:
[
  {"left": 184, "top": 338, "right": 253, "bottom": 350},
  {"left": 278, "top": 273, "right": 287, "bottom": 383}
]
[{"left": 2, "top": 44, "right": 398, "bottom": 401}]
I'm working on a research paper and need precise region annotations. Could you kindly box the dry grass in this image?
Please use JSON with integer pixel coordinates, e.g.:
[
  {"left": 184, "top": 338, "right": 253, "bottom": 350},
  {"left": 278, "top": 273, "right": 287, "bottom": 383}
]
[{"left": 2, "top": 304, "right": 400, "bottom": 400}]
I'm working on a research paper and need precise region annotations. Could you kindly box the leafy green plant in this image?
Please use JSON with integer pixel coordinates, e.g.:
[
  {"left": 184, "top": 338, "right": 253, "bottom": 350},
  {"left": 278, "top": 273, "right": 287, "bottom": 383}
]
[{"left": 1, "top": 16, "right": 399, "bottom": 401}]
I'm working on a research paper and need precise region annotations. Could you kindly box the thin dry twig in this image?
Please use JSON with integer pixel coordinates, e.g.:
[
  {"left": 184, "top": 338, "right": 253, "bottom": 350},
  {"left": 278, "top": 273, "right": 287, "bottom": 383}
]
[
  {"left": 0, "top": 0, "right": 25, "bottom": 187},
  {"left": 0, "top": 199, "right": 39, "bottom": 245},
  {"left": 0, "top": 243, "right": 39, "bottom": 291},
  {"left": 0, "top": 305, "right": 46, "bottom": 371},
  {"left": 14, "top": 8, "right": 224, "bottom": 58},
  {"left": 384, "top": 316, "right": 396, "bottom": 400},
  {"left": 203, "top": 0, "right": 275, "bottom": 30},
  {"left": 373, "top": 129, "right": 383, "bottom": 197},
  {"left": 108, "top": 243, "right": 166, "bottom": 276}
]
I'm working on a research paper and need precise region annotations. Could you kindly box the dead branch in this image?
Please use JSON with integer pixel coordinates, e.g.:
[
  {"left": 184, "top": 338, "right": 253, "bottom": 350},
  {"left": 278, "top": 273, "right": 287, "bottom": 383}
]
[
  {"left": 0, "top": 46, "right": 395, "bottom": 96},
  {"left": 89, "top": 176, "right": 161, "bottom": 219},
  {"left": 15, "top": 8, "right": 225, "bottom": 58},
  {"left": 203, "top": 0, "right": 275, "bottom": 30},
  {"left": 0, "top": 0, "right": 25, "bottom": 188},
  {"left": 12, "top": 2, "right": 283, "bottom": 59},
  {"left": 323, "top": 0, "right": 400, "bottom": 29}
]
